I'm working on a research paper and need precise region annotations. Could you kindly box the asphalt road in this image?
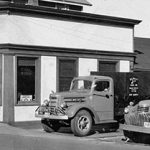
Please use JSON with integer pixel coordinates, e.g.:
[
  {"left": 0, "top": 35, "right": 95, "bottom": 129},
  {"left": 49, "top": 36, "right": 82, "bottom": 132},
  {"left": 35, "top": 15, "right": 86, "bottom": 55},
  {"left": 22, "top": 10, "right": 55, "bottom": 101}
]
[{"left": 0, "top": 123, "right": 150, "bottom": 150}]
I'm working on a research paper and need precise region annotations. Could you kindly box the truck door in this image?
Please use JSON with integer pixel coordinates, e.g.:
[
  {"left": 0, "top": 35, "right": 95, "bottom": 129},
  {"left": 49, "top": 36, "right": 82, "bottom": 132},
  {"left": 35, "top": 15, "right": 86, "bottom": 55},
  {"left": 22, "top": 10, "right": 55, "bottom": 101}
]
[{"left": 92, "top": 79, "right": 114, "bottom": 121}]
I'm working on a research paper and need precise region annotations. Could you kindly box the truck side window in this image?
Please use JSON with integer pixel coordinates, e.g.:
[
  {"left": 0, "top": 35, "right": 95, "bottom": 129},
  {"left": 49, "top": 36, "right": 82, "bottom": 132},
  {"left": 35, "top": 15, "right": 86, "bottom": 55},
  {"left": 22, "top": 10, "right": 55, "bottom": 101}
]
[{"left": 94, "top": 81, "right": 110, "bottom": 92}]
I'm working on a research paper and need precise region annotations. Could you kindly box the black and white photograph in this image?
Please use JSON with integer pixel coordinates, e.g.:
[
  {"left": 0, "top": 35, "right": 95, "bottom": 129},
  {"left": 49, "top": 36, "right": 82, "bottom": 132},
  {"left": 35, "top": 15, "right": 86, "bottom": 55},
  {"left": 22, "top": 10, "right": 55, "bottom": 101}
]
[{"left": 0, "top": 0, "right": 150, "bottom": 149}]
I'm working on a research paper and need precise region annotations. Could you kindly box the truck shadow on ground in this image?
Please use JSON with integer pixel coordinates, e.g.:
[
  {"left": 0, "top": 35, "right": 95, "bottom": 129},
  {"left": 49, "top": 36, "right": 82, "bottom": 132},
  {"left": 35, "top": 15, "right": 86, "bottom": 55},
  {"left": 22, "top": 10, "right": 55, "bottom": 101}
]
[{"left": 54, "top": 123, "right": 120, "bottom": 137}]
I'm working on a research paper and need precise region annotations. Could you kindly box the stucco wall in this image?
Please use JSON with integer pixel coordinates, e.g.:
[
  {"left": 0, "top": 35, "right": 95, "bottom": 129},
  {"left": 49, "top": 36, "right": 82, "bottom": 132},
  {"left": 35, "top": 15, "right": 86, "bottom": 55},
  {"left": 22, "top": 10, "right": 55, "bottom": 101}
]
[
  {"left": 0, "top": 15, "right": 9, "bottom": 44},
  {"left": 15, "top": 106, "right": 40, "bottom": 121},
  {"left": 0, "top": 106, "right": 3, "bottom": 121},
  {"left": 79, "top": 58, "right": 97, "bottom": 76},
  {"left": 119, "top": 60, "right": 130, "bottom": 72},
  {"left": 41, "top": 56, "right": 57, "bottom": 103},
  {"left": 0, "top": 15, "right": 133, "bottom": 53}
]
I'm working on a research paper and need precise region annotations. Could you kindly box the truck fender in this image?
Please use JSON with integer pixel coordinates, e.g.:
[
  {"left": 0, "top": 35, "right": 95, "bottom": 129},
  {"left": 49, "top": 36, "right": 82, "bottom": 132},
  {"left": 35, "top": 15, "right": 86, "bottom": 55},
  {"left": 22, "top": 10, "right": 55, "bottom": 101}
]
[{"left": 67, "top": 103, "right": 100, "bottom": 124}]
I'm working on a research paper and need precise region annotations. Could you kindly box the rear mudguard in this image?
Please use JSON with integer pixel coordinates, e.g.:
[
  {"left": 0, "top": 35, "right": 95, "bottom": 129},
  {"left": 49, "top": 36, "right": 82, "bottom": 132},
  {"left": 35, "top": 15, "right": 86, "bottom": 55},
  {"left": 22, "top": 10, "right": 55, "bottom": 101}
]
[{"left": 67, "top": 103, "right": 100, "bottom": 124}]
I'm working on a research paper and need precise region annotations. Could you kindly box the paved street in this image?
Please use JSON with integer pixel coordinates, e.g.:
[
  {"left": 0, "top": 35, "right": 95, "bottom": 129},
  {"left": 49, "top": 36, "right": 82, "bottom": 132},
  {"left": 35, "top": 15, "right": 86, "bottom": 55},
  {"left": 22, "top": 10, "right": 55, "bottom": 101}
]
[{"left": 0, "top": 123, "right": 150, "bottom": 150}]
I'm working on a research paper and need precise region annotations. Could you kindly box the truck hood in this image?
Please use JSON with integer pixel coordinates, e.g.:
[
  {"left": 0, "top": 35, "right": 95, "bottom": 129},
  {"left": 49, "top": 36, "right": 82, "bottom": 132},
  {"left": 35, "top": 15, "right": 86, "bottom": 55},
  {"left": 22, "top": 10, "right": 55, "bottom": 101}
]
[
  {"left": 52, "top": 90, "right": 91, "bottom": 99},
  {"left": 139, "top": 100, "right": 150, "bottom": 107}
]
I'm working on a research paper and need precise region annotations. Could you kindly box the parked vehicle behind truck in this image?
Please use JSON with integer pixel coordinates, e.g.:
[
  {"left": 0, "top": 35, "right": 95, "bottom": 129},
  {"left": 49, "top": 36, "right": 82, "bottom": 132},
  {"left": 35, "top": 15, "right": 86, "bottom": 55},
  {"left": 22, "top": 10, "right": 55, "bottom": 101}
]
[
  {"left": 120, "top": 100, "right": 150, "bottom": 144},
  {"left": 35, "top": 75, "right": 118, "bottom": 136}
]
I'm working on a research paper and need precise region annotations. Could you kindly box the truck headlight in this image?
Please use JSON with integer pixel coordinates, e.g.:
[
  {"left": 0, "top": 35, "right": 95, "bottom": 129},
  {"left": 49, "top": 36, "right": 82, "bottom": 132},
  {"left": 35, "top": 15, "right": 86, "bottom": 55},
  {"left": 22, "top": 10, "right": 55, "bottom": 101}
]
[
  {"left": 124, "top": 107, "right": 129, "bottom": 114},
  {"left": 60, "top": 102, "right": 67, "bottom": 109},
  {"left": 42, "top": 99, "right": 49, "bottom": 106}
]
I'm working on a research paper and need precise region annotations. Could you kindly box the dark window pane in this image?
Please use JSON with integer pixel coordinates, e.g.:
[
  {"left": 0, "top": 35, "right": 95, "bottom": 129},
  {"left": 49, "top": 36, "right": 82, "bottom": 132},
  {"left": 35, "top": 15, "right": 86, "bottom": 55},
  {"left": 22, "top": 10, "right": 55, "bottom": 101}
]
[
  {"left": 17, "top": 57, "right": 36, "bottom": 103},
  {"left": 99, "top": 61, "right": 116, "bottom": 72},
  {"left": 59, "top": 59, "right": 76, "bottom": 92},
  {"left": 94, "top": 81, "right": 109, "bottom": 92}
]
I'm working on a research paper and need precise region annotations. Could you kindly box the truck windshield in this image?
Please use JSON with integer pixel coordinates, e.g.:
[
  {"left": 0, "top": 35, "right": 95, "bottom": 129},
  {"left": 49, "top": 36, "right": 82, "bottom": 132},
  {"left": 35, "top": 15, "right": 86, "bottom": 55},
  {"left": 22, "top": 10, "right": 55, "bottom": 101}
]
[{"left": 70, "top": 79, "right": 92, "bottom": 91}]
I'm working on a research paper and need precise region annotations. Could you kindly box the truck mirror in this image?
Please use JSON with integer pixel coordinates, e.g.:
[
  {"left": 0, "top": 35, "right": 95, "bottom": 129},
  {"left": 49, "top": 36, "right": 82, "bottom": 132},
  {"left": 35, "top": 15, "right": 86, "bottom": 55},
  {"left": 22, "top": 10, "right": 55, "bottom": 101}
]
[{"left": 92, "top": 84, "right": 96, "bottom": 89}]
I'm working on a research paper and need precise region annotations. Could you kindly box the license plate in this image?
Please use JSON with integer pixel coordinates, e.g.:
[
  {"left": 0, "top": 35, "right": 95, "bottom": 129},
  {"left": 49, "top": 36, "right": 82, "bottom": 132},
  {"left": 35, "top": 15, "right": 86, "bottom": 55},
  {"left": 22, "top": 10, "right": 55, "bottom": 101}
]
[{"left": 144, "top": 122, "right": 150, "bottom": 128}]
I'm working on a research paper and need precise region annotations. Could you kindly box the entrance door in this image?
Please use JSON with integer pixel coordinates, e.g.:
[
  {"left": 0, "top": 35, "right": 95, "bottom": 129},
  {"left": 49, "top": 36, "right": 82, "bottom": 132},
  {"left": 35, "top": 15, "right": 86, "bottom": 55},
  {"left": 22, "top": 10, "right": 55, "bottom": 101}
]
[
  {"left": 59, "top": 59, "right": 77, "bottom": 92},
  {"left": 93, "top": 79, "right": 114, "bottom": 121}
]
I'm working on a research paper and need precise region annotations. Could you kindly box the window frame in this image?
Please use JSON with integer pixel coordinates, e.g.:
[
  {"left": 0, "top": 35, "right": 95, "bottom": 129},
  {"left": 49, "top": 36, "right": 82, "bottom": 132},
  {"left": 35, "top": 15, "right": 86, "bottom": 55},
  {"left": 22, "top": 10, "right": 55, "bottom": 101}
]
[
  {"left": 98, "top": 61, "right": 118, "bottom": 72},
  {"left": 15, "top": 55, "right": 41, "bottom": 106},
  {"left": 57, "top": 57, "right": 78, "bottom": 92},
  {"left": 94, "top": 80, "right": 110, "bottom": 92}
]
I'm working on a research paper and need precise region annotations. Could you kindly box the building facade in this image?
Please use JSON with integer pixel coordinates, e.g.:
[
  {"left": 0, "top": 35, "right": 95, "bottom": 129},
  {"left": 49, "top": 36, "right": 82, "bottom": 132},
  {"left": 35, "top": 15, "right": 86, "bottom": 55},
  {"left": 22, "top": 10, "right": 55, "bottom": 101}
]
[{"left": 0, "top": 0, "right": 141, "bottom": 124}]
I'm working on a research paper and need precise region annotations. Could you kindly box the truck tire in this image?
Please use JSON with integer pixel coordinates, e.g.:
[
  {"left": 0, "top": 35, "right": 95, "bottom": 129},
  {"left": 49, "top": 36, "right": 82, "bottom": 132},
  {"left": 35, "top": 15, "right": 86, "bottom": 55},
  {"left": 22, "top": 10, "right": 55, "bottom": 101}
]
[
  {"left": 41, "top": 119, "right": 61, "bottom": 132},
  {"left": 71, "top": 110, "right": 92, "bottom": 137}
]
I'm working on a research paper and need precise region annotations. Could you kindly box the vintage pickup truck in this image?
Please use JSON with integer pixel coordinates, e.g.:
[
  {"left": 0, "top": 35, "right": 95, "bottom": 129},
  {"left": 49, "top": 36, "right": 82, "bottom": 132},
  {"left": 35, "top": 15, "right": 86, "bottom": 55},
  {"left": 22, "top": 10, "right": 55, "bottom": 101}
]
[
  {"left": 120, "top": 100, "right": 150, "bottom": 144},
  {"left": 35, "top": 75, "right": 118, "bottom": 136}
]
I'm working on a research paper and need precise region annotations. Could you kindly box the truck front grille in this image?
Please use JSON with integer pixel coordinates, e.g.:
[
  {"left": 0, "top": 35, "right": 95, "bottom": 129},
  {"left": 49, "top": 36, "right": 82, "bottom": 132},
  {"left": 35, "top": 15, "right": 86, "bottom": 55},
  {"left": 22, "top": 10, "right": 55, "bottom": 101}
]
[
  {"left": 49, "top": 106, "right": 55, "bottom": 114},
  {"left": 49, "top": 98, "right": 58, "bottom": 107},
  {"left": 125, "top": 112, "right": 150, "bottom": 126},
  {"left": 137, "top": 106, "right": 149, "bottom": 113}
]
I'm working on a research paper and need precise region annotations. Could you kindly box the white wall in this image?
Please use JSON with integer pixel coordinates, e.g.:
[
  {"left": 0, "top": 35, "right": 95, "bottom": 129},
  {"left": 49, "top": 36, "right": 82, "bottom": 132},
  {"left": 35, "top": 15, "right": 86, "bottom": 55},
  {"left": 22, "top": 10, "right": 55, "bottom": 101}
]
[
  {"left": 0, "top": 15, "right": 133, "bottom": 53},
  {"left": 0, "top": 106, "right": 3, "bottom": 121},
  {"left": 41, "top": 56, "right": 57, "bottom": 103},
  {"left": 0, "top": 15, "right": 9, "bottom": 43},
  {"left": 119, "top": 60, "right": 130, "bottom": 72},
  {"left": 79, "top": 58, "right": 97, "bottom": 76},
  {"left": 15, "top": 106, "right": 40, "bottom": 121}
]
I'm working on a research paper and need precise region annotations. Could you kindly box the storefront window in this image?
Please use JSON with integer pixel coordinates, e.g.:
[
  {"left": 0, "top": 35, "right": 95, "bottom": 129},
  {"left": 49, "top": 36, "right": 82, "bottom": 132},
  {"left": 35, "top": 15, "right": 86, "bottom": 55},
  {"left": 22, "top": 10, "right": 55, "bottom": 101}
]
[{"left": 17, "top": 57, "right": 37, "bottom": 104}]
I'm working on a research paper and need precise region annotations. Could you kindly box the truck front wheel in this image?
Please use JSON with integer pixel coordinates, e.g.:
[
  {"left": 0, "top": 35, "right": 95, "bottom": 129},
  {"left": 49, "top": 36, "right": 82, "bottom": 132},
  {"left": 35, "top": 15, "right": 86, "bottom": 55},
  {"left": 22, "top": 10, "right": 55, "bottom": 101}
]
[
  {"left": 41, "top": 119, "right": 60, "bottom": 132},
  {"left": 71, "top": 110, "right": 92, "bottom": 137}
]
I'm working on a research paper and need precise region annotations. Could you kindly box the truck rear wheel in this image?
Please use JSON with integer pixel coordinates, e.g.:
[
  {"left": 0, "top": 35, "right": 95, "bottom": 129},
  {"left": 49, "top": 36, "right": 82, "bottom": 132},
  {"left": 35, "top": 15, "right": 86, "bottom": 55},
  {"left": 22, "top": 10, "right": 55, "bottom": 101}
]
[
  {"left": 71, "top": 110, "right": 92, "bottom": 137},
  {"left": 41, "top": 119, "right": 60, "bottom": 132}
]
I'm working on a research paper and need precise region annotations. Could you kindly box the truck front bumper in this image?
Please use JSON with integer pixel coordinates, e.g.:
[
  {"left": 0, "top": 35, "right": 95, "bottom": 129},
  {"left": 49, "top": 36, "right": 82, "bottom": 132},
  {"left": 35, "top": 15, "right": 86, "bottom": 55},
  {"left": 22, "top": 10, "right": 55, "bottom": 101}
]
[
  {"left": 35, "top": 112, "right": 68, "bottom": 120},
  {"left": 120, "top": 124, "right": 150, "bottom": 134},
  {"left": 35, "top": 107, "right": 69, "bottom": 120}
]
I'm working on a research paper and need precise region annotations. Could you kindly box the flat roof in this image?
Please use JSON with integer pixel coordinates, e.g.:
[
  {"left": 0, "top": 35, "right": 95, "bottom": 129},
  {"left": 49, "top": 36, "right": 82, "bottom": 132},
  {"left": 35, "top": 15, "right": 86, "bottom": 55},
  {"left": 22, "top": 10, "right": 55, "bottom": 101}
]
[{"left": 0, "top": 3, "right": 141, "bottom": 27}]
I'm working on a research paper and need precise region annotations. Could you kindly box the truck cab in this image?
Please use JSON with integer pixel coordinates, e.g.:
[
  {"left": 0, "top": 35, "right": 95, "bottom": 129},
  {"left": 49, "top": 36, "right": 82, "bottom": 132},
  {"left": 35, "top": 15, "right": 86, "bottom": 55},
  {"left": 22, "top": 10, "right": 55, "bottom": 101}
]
[{"left": 35, "top": 75, "right": 117, "bottom": 136}]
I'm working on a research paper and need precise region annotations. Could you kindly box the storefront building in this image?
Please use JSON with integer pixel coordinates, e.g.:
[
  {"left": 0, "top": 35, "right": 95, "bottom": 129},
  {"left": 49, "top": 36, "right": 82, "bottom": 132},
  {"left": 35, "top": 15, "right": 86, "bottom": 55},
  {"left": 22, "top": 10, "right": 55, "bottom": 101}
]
[{"left": 0, "top": 0, "right": 141, "bottom": 124}]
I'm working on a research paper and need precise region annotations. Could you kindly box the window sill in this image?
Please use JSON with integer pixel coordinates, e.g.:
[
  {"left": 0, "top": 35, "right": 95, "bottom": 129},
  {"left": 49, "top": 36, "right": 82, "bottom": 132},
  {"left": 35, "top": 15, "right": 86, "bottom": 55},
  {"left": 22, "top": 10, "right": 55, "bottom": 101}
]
[{"left": 16, "top": 101, "right": 40, "bottom": 106}]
